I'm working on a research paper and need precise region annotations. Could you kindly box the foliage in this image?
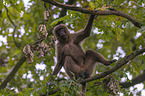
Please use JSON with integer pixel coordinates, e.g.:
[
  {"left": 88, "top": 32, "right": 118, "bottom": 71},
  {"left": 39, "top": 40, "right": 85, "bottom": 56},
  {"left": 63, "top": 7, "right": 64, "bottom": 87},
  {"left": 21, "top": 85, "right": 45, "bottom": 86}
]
[{"left": 0, "top": 0, "right": 145, "bottom": 95}]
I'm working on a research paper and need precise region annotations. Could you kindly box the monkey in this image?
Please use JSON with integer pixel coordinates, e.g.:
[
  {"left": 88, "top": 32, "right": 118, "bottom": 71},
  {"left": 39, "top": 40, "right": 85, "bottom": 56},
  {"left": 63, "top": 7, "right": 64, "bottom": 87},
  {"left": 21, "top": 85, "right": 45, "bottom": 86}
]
[{"left": 51, "top": 15, "right": 116, "bottom": 96}]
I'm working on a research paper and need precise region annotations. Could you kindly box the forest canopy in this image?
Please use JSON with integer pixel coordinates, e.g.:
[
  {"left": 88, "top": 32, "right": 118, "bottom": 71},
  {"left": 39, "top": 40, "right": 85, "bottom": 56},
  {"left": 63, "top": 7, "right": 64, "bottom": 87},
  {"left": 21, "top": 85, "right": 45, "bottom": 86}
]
[{"left": 0, "top": 0, "right": 145, "bottom": 96}]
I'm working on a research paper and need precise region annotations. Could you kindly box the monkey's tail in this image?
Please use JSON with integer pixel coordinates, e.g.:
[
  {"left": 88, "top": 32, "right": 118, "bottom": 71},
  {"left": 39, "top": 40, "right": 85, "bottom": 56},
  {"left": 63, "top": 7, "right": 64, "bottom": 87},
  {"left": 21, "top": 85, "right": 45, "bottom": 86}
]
[{"left": 81, "top": 83, "right": 87, "bottom": 96}]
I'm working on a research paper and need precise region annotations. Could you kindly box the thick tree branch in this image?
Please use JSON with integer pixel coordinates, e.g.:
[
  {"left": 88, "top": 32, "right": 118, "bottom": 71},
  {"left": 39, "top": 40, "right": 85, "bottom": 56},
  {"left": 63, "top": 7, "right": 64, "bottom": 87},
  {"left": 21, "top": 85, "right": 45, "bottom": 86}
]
[
  {"left": 55, "top": 0, "right": 76, "bottom": 25},
  {"left": 0, "top": 56, "right": 26, "bottom": 90},
  {"left": 120, "top": 71, "right": 145, "bottom": 88},
  {"left": 42, "top": 0, "right": 142, "bottom": 28}
]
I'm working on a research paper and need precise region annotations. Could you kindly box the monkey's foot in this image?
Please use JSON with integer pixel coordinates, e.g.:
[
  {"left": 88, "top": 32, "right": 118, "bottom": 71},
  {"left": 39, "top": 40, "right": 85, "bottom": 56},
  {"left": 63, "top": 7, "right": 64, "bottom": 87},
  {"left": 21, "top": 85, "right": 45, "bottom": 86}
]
[
  {"left": 105, "top": 59, "right": 117, "bottom": 66},
  {"left": 110, "top": 59, "right": 117, "bottom": 63}
]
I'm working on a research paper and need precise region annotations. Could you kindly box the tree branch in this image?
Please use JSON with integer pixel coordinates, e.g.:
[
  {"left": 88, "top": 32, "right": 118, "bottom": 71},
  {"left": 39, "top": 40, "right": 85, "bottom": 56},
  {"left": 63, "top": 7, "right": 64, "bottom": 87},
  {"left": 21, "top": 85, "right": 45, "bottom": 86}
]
[
  {"left": 4, "top": 5, "right": 20, "bottom": 48},
  {"left": 0, "top": 56, "right": 26, "bottom": 90},
  {"left": 120, "top": 71, "right": 145, "bottom": 88},
  {"left": 42, "top": 0, "right": 142, "bottom": 28}
]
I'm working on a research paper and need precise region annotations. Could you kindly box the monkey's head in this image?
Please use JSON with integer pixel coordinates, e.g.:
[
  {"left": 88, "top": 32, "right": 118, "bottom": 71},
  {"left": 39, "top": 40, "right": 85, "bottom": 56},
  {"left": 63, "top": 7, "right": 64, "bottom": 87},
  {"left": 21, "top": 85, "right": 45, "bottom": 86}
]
[{"left": 53, "top": 24, "right": 70, "bottom": 43}]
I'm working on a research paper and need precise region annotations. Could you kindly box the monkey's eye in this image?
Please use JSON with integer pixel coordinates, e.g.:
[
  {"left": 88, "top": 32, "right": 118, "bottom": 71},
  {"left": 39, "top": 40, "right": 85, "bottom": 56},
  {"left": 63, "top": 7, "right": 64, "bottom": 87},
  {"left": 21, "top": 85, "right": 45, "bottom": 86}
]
[{"left": 56, "top": 30, "right": 60, "bottom": 36}]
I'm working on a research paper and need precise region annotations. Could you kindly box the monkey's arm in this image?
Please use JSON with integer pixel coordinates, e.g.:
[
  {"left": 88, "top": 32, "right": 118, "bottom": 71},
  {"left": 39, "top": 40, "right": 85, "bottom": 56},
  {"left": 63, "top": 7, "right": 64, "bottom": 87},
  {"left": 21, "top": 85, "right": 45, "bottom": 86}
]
[
  {"left": 48, "top": 62, "right": 62, "bottom": 85},
  {"left": 48, "top": 51, "right": 63, "bottom": 84},
  {"left": 84, "top": 15, "right": 96, "bottom": 34},
  {"left": 74, "top": 15, "right": 96, "bottom": 44},
  {"left": 52, "top": 62, "right": 63, "bottom": 75},
  {"left": 52, "top": 45, "right": 63, "bottom": 75}
]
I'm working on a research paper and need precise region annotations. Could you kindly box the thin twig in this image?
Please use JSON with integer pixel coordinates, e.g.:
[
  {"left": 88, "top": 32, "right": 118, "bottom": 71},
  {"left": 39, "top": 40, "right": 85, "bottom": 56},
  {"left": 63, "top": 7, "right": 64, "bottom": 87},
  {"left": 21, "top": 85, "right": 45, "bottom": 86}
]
[{"left": 4, "top": 5, "right": 20, "bottom": 48}]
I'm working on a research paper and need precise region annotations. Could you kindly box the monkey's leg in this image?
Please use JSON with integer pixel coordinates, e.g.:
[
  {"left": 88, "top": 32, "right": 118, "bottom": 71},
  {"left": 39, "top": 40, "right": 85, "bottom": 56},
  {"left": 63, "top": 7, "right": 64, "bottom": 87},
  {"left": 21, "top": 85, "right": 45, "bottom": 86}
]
[
  {"left": 82, "top": 50, "right": 115, "bottom": 78},
  {"left": 86, "top": 49, "right": 116, "bottom": 66},
  {"left": 63, "top": 56, "right": 82, "bottom": 79},
  {"left": 64, "top": 56, "right": 87, "bottom": 96}
]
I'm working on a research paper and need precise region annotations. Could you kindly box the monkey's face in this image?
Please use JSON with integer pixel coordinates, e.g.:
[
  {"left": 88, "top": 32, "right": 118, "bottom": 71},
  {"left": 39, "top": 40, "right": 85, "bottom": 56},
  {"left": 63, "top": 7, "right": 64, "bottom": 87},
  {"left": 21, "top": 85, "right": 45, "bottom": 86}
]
[{"left": 56, "top": 28, "right": 68, "bottom": 42}]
